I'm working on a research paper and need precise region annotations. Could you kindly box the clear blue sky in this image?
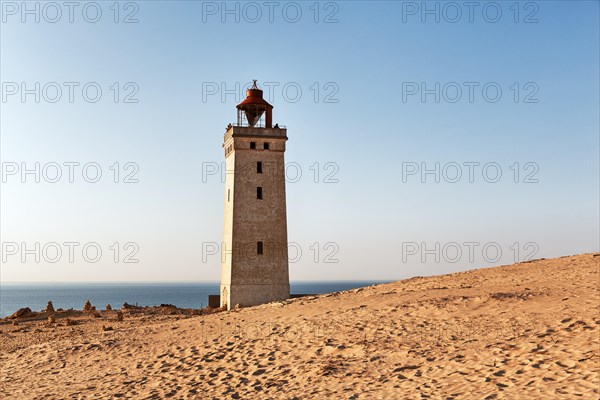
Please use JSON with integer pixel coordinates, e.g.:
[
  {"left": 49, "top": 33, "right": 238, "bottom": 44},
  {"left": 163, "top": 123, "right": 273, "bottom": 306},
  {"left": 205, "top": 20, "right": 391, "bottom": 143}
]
[{"left": 1, "top": 1, "right": 598, "bottom": 282}]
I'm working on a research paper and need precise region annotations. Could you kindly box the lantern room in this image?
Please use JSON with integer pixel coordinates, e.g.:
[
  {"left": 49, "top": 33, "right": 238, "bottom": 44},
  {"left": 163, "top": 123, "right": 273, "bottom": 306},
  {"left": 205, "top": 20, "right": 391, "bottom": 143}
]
[{"left": 236, "top": 80, "right": 273, "bottom": 128}]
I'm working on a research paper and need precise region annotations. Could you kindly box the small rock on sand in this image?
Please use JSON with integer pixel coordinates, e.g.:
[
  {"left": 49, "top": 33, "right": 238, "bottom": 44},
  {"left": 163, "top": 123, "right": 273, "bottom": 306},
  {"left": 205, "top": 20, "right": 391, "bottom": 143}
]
[{"left": 9, "top": 307, "right": 32, "bottom": 319}]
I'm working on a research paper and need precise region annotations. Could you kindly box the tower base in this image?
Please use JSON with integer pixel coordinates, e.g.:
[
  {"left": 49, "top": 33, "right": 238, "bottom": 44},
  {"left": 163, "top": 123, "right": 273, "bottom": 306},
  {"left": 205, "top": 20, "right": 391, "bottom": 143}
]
[{"left": 220, "top": 284, "right": 290, "bottom": 309}]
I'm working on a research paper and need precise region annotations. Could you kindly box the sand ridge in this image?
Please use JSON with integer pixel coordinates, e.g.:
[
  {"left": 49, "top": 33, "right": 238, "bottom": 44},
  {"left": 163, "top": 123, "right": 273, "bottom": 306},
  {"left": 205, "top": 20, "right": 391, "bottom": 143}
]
[{"left": 1, "top": 254, "right": 598, "bottom": 399}]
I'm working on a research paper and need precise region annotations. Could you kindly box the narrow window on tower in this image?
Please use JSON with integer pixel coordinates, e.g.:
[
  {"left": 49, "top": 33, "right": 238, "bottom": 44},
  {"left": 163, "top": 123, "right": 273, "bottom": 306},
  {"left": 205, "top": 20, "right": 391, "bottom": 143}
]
[
  {"left": 228, "top": 189, "right": 230, "bottom": 202},
  {"left": 257, "top": 187, "right": 263, "bottom": 199},
  {"left": 257, "top": 241, "right": 263, "bottom": 255},
  {"left": 257, "top": 161, "right": 262, "bottom": 174},
  {"left": 250, "top": 142, "right": 256, "bottom": 149},
  {"left": 264, "top": 142, "right": 270, "bottom": 150}
]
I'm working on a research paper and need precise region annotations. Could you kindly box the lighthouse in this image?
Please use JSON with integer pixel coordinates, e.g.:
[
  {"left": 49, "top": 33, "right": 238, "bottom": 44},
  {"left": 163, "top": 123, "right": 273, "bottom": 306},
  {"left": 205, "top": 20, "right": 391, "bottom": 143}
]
[{"left": 220, "top": 80, "right": 290, "bottom": 309}]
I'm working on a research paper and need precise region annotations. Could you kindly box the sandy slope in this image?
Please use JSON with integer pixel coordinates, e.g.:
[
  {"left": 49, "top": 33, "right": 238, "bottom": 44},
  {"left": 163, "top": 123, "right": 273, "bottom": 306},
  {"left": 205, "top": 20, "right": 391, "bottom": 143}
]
[{"left": 1, "top": 254, "right": 598, "bottom": 399}]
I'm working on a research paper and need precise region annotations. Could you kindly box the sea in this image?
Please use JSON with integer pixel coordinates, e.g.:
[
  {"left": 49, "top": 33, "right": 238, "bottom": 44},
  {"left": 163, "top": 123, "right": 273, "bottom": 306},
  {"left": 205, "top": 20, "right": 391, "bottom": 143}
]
[{"left": 0, "top": 281, "right": 388, "bottom": 318}]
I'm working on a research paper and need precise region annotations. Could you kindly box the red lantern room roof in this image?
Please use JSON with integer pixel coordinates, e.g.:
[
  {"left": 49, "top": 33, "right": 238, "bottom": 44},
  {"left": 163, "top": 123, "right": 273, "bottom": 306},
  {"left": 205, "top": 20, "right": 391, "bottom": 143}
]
[{"left": 236, "top": 80, "right": 273, "bottom": 110}]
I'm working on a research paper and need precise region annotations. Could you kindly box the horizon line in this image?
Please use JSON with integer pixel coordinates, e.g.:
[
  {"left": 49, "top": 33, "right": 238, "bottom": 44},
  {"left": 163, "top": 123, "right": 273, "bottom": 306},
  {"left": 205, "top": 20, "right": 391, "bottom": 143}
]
[{"left": 0, "top": 279, "right": 395, "bottom": 284}]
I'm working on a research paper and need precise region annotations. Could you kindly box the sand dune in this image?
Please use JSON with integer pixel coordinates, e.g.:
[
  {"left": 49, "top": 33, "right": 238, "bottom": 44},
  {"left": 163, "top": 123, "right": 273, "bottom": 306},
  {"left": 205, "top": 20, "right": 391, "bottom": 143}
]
[{"left": 1, "top": 254, "right": 598, "bottom": 399}]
